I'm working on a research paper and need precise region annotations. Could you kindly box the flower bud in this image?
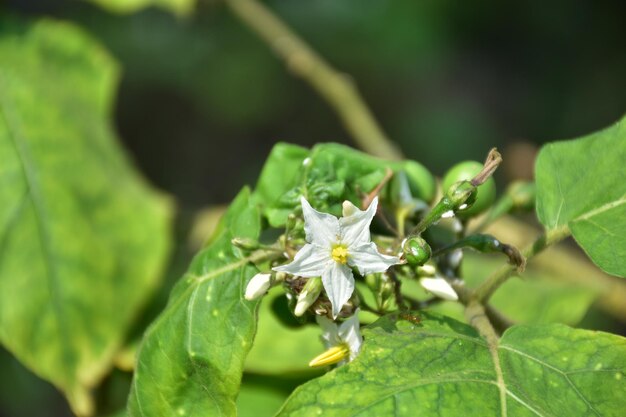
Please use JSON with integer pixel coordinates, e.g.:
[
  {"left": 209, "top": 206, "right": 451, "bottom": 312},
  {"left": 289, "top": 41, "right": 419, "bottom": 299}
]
[
  {"left": 231, "top": 237, "right": 260, "bottom": 250},
  {"left": 294, "top": 277, "right": 323, "bottom": 316},
  {"left": 417, "top": 263, "right": 436, "bottom": 277},
  {"left": 244, "top": 273, "right": 272, "bottom": 300},
  {"left": 274, "top": 271, "right": 288, "bottom": 283},
  {"left": 342, "top": 200, "right": 360, "bottom": 217},
  {"left": 402, "top": 237, "right": 432, "bottom": 267},
  {"left": 420, "top": 277, "right": 458, "bottom": 301},
  {"left": 365, "top": 273, "right": 380, "bottom": 292}
]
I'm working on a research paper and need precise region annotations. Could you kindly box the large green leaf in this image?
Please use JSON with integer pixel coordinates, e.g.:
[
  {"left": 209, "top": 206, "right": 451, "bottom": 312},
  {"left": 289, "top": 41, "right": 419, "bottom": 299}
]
[
  {"left": 127, "top": 188, "right": 262, "bottom": 417},
  {"left": 277, "top": 313, "right": 626, "bottom": 416},
  {"left": 536, "top": 116, "right": 626, "bottom": 277},
  {"left": 244, "top": 288, "right": 324, "bottom": 374},
  {"left": 0, "top": 18, "right": 171, "bottom": 416},
  {"left": 84, "top": 0, "right": 195, "bottom": 17}
]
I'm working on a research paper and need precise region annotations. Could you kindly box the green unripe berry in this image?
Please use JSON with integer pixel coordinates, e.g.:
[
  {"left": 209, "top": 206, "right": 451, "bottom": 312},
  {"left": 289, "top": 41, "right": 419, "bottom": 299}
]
[
  {"left": 403, "top": 237, "right": 432, "bottom": 266},
  {"left": 442, "top": 161, "right": 496, "bottom": 217}
]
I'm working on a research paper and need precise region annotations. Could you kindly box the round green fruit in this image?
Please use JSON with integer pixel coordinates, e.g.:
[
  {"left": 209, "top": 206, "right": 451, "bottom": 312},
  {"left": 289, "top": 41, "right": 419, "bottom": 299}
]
[
  {"left": 403, "top": 237, "right": 432, "bottom": 266},
  {"left": 442, "top": 161, "right": 496, "bottom": 217}
]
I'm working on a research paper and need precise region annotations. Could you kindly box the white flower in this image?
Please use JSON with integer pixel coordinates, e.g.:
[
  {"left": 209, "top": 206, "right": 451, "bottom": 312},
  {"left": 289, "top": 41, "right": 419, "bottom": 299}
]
[
  {"left": 244, "top": 273, "right": 272, "bottom": 300},
  {"left": 309, "top": 310, "right": 362, "bottom": 367},
  {"left": 273, "top": 196, "right": 400, "bottom": 318},
  {"left": 420, "top": 276, "right": 458, "bottom": 301}
]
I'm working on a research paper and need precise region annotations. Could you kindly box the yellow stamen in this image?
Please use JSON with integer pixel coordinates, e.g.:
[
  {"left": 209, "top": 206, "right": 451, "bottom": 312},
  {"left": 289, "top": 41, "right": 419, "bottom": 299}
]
[
  {"left": 331, "top": 244, "right": 349, "bottom": 264},
  {"left": 308, "top": 344, "right": 350, "bottom": 367}
]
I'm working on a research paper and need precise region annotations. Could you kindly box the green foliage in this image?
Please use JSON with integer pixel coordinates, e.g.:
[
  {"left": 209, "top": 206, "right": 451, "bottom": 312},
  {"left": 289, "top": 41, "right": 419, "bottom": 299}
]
[
  {"left": 245, "top": 288, "right": 322, "bottom": 374},
  {"left": 84, "top": 0, "right": 195, "bottom": 17},
  {"left": 277, "top": 313, "right": 626, "bottom": 416},
  {"left": 255, "top": 143, "right": 310, "bottom": 227},
  {"left": 1, "top": 0, "right": 625, "bottom": 415},
  {"left": 536, "top": 116, "right": 626, "bottom": 277},
  {"left": 127, "top": 189, "right": 262, "bottom": 417},
  {"left": 463, "top": 255, "right": 597, "bottom": 325},
  {"left": 0, "top": 18, "right": 171, "bottom": 415},
  {"left": 237, "top": 382, "right": 289, "bottom": 417},
  {"left": 256, "top": 142, "right": 435, "bottom": 227}
]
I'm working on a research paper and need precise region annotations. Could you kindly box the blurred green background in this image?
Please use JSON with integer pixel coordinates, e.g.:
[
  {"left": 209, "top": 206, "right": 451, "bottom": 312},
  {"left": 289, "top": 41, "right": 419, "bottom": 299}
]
[{"left": 1, "top": 0, "right": 625, "bottom": 416}]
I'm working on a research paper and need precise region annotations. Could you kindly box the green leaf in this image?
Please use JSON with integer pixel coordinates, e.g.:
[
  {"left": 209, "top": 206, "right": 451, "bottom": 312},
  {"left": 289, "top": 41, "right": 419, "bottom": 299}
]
[
  {"left": 308, "top": 143, "right": 435, "bottom": 204},
  {"left": 245, "top": 288, "right": 324, "bottom": 374},
  {"left": 128, "top": 188, "right": 262, "bottom": 417},
  {"left": 536, "top": 116, "right": 626, "bottom": 277},
  {"left": 277, "top": 313, "right": 626, "bottom": 416},
  {"left": 257, "top": 143, "right": 435, "bottom": 226},
  {"left": 255, "top": 143, "right": 309, "bottom": 227},
  {"left": 0, "top": 18, "right": 171, "bottom": 415},
  {"left": 83, "top": 0, "right": 195, "bottom": 17},
  {"left": 237, "top": 381, "right": 289, "bottom": 417}
]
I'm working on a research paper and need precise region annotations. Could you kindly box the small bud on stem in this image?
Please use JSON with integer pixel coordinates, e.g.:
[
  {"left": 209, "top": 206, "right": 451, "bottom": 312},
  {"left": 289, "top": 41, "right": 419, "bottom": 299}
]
[
  {"left": 244, "top": 273, "right": 273, "bottom": 300},
  {"left": 294, "top": 277, "right": 323, "bottom": 316}
]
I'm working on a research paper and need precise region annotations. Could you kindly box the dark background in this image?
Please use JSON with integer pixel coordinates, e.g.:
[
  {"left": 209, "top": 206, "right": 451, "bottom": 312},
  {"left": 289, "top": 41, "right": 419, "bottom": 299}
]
[{"left": 1, "top": 0, "right": 625, "bottom": 415}]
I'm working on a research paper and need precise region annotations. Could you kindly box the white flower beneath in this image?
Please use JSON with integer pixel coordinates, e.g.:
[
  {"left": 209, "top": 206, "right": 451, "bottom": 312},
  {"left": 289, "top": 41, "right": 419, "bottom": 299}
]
[
  {"left": 273, "top": 196, "right": 400, "bottom": 318},
  {"left": 244, "top": 273, "right": 272, "bottom": 300},
  {"left": 310, "top": 310, "right": 362, "bottom": 367},
  {"left": 420, "top": 276, "right": 458, "bottom": 301}
]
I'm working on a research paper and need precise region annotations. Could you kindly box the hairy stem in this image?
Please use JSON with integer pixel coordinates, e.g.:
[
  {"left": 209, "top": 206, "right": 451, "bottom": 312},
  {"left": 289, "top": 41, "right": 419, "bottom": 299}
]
[{"left": 225, "top": 0, "right": 402, "bottom": 160}]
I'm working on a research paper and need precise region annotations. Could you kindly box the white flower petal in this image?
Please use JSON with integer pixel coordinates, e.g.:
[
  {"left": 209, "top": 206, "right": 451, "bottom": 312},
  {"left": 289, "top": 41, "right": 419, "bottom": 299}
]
[
  {"left": 322, "top": 262, "right": 355, "bottom": 319},
  {"left": 338, "top": 309, "right": 363, "bottom": 360},
  {"left": 348, "top": 242, "right": 400, "bottom": 275},
  {"left": 244, "top": 273, "right": 272, "bottom": 300},
  {"left": 420, "top": 277, "right": 459, "bottom": 301},
  {"left": 316, "top": 315, "right": 341, "bottom": 348},
  {"left": 339, "top": 197, "right": 378, "bottom": 246},
  {"left": 273, "top": 244, "right": 328, "bottom": 277},
  {"left": 301, "top": 197, "right": 339, "bottom": 247},
  {"left": 448, "top": 249, "right": 463, "bottom": 269}
]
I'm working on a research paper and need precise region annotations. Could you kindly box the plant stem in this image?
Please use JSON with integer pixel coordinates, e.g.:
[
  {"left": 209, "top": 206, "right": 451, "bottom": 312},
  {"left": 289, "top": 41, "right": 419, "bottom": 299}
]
[
  {"left": 465, "top": 300, "right": 507, "bottom": 416},
  {"left": 225, "top": 0, "right": 402, "bottom": 160},
  {"left": 484, "top": 304, "right": 515, "bottom": 335},
  {"left": 388, "top": 270, "right": 407, "bottom": 310},
  {"left": 474, "top": 225, "right": 570, "bottom": 302}
]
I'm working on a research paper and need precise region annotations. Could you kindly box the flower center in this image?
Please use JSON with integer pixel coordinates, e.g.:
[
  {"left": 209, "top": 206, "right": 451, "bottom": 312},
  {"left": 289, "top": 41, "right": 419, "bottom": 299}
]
[{"left": 331, "top": 244, "right": 349, "bottom": 264}]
